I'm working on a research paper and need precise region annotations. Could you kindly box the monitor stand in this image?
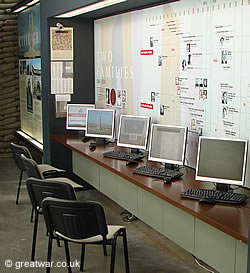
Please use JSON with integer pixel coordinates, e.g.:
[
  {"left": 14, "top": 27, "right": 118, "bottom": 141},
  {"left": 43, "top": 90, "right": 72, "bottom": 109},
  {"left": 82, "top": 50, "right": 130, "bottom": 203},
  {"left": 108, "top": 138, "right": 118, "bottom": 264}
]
[
  {"left": 91, "top": 138, "right": 111, "bottom": 146},
  {"left": 215, "top": 183, "right": 232, "bottom": 192},
  {"left": 79, "top": 130, "right": 90, "bottom": 142},
  {"left": 162, "top": 163, "right": 181, "bottom": 184},
  {"left": 164, "top": 163, "right": 177, "bottom": 170},
  {"left": 131, "top": 148, "right": 140, "bottom": 154}
]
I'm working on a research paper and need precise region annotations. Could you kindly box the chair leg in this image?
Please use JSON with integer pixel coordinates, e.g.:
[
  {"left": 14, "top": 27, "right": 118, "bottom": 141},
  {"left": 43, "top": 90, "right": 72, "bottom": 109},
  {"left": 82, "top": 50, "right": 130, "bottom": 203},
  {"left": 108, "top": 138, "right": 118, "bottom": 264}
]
[
  {"left": 110, "top": 239, "right": 117, "bottom": 273},
  {"left": 31, "top": 211, "right": 39, "bottom": 261},
  {"left": 103, "top": 244, "right": 107, "bottom": 256},
  {"left": 30, "top": 206, "right": 34, "bottom": 223},
  {"left": 122, "top": 229, "right": 130, "bottom": 273},
  {"left": 64, "top": 240, "right": 72, "bottom": 273},
  {"left": 46, "top": 236, "right": 53, "bottom": 273},
  {"left": 16, "top": 170, "right": 23, "bottom": 205},
  {"left": 56, "top": 238, "right": 61, "bottom": 247},
  {"left": 80, "top": 244, "right": 85, "bottom": 272}
]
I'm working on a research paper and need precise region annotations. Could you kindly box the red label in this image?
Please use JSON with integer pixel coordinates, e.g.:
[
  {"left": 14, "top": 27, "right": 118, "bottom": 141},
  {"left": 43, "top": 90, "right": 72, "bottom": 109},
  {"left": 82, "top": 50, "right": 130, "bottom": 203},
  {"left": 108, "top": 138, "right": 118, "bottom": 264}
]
[
  {"left": 213, "top": 59, "right": 218, "bottom": 62},
  {"left": 140, "top": 103, "right": 153, "bottom": 109},
  {"left": 140, "top": 50, "right": 153, "bottom": 55}
]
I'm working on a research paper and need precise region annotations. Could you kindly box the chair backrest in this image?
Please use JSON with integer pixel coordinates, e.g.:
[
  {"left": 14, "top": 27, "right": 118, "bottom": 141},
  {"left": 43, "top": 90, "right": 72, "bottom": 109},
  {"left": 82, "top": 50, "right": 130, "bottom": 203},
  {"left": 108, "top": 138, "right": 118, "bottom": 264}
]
[
  {"left": 10, "top": 142, "right": 32, "bottom": 172},
  {"left": 42, "top": 198, "right": 108, "bottom": 240},
  {"left": 21, "top": 154, "right": 43, "bottom": 179},
  {"left": 26, "top": 177, "right": 77, "bottom": 210}
]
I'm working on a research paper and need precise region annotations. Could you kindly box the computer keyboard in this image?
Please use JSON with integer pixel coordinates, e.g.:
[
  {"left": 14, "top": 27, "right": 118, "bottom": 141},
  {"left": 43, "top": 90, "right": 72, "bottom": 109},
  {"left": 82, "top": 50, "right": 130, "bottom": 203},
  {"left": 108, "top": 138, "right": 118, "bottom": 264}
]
[
  {"left": 103, "top": 151, "right": 144, "bottom": 161},
  {"left": 133, "top": 165, "right": 183, "bottom": 179},
  {"left": 181, "top": 188, "right": 248, "bottom": 205}
]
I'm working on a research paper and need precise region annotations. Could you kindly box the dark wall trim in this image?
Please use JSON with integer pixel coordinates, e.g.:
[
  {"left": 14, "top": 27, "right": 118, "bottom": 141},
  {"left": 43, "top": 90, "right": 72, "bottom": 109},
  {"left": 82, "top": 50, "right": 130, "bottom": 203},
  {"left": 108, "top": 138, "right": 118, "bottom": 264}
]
[{"left": 40, "top": 0, "right": 95, "bottom": 165}]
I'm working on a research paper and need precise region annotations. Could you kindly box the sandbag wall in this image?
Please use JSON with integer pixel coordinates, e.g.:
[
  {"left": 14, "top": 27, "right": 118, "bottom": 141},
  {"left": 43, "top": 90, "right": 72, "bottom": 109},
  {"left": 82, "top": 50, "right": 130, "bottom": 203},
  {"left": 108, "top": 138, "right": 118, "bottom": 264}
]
[{"left": 0, "top": 0, "right": 21, "bottom": 157}]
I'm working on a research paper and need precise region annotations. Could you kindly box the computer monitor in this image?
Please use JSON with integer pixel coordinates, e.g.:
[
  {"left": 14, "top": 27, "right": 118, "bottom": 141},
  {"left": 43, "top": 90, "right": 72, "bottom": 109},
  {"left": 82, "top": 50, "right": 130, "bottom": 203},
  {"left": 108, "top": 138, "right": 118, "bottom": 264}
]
[
  {"left": 66, "top": 104, "right": 95, "bottom": 130},
  {"left": 86, "top": 108, "right": 115, "bottom": 145},
  {"left": 148, "top": 124, "right": 187, "bottom": 170},
  {"left": 117, "top": 115, "right": 150, "bottom": 154},
  {"left": 196, "top": 136, "right": 248, "bottom": 191}
]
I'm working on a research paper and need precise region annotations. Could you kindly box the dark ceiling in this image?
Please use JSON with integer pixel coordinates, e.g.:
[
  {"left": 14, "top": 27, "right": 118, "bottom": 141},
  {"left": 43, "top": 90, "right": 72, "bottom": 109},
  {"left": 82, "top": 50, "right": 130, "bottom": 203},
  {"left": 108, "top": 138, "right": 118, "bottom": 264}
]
[{"left": 62, "top": 0, "right": 179, "bottom": 20}]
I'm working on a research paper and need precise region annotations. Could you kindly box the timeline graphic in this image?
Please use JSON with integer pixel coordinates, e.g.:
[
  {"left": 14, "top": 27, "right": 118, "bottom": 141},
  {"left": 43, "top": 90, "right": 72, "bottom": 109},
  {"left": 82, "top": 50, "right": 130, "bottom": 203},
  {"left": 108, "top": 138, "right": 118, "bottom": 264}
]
[{"left": 94, "top": 0, "right": 250, "bottom": 181}]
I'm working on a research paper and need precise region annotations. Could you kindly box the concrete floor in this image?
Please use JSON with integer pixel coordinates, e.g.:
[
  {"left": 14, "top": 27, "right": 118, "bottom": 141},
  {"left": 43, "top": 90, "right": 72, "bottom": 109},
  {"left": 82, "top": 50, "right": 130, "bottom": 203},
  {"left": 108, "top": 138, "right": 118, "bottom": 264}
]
[{"left": 0, "top": 157, "right": 218, "bottom": 273}]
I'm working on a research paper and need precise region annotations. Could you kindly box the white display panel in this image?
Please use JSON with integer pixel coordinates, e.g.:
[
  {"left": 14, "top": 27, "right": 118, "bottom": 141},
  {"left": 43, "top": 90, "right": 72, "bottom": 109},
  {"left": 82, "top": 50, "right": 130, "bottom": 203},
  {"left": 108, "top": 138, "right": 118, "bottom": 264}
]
[
  {"left": 117, "top": 115, "right": 150, "bottom": 150},
  {"left": 94, "top": 0, "right": 250, "bottom": 188},
  {"left": 148, "top": 124, "right": 187, "bottom": 166},
  {"left": 196, "top": 136, "right": 248, "bottom": 186},
  {"left": 19, "top": 58, "right": 43, "bottom": 143},
  {"left": 86, "top": 109, "right": 115, "bottom": 139},
  {"left": 66, "top": 104, "right": 95, "bottom": 130}
]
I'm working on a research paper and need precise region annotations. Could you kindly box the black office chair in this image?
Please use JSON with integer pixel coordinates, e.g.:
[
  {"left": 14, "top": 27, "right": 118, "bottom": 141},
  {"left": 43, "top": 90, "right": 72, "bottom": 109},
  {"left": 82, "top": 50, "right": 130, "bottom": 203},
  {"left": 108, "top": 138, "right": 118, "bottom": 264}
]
[
  {"left": 42, "top": 197, "right": 130, "bottom": 273},
  {"left": 26, "top": 178, "right": 77, "bottom": 261},
  {"left": 20, "top": 152, "right": 82, "bottom": 223},
  {"left": 20, "top": 153, "right": 82, "bottom": 189},
  {"left": 10, "top": 142, "right": 66, "bottom": 204}
]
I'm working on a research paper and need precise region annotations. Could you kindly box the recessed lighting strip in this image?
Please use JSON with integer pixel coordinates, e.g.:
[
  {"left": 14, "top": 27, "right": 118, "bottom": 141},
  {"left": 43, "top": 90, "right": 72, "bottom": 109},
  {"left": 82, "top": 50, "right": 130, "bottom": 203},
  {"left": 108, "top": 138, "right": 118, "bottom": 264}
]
[
  {"left": 16, "top": 131, "right": 43, "bottom": 151},
  {"left": 12, "top": 0, "right": 40, "bottom": 13},
  {"left": 56, "top": 0, "right": 127, "bottom": 18},
  {"left": 13, "top": 6, "right": 28, "bottom": 13},
  {"left": 27, "top": 0, "right": 40, "bottom": 6}
]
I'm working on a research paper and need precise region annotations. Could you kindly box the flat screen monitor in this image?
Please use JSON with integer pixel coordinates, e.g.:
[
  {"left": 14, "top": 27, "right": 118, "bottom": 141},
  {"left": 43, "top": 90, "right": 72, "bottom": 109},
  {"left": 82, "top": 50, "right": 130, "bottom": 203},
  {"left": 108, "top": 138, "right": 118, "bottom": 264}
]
[
  {"left": 117, "top": 115, "right": 150, "bottom": 153},
  {"left": 66, "top": 104, "right": 95, "bottom": 130},
  {"left": 196, "top": 136, "right": 248, "bottom": 189},
  {"left": 86, "top": 109, "right": 115, "bottom": 144},
  {"left": 148, "top": 124, "right": 187, "bottom": 169}
]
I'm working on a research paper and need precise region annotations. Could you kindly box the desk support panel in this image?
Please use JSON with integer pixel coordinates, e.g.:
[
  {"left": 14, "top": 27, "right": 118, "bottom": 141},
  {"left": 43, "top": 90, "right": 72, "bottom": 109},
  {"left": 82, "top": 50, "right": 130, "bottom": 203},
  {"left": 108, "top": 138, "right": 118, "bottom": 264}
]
[
  {"left": 163, "top": 201, "right": 195, "bottom": 254},
  {"left": 138, "top": 188, "right": 164, "bottom": 234},
  {"left": 100, "top": 167, "right": 138, "bottom": 216},
  {"left": 195, "top": 219, "right": 236, "bottom": 273},
  {"left": 73, "top": 151, "right": 100, "bottom": 189}
]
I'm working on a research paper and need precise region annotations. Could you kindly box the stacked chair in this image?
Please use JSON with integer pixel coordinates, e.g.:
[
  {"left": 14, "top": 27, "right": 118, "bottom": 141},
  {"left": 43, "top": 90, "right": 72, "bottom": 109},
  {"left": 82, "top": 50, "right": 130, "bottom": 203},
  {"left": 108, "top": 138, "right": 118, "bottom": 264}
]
[
  {"left": 10, "top": 142, "right": 82, "bottom": 205},
  {"left": 42, "top": 197, "right": 130, "bottom": 273},
  {"left": 26, "top": 178, "right": 77, "bottom": 261},
  {"left": 12, "top": 143, "right": 130, "bottom": 273},
  {"left": 20, "top": 153, "right": 81, "bottom": 189}
]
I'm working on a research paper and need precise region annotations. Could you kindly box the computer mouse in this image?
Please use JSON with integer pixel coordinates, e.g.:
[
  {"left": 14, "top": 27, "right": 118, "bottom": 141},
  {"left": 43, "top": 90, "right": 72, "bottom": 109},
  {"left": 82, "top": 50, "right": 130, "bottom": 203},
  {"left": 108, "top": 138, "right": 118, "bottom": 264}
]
[
  {"left": 199, "top": 198, "right": 216, "bottom": 204},
  {"left": 163, "top": 177, "right": 172, "bottom": 184},
  {"left": 82, "top": 136, "right": 90, "bottom": 142},
  {"left": 89, "top": 144, "right": 96, "bottom": 151},
  {"left": 126, "top": 160, "right": 138, "bottom": 166}
]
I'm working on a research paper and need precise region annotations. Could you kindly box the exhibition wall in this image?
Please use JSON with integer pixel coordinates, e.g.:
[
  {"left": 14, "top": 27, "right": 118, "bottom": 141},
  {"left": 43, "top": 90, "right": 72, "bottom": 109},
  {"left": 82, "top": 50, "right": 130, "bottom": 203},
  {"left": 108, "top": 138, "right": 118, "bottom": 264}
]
[
  {"left": 40, "top": 0, "right": 174, "bottom": 163},
  {"left": 94, "top": 0, "right": 250, "bottom": 188}
]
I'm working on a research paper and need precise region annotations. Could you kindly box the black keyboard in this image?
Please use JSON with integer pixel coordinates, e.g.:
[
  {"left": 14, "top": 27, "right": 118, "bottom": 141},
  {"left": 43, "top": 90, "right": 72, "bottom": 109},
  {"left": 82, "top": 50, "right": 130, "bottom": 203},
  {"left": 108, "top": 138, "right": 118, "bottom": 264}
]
[
  {"left": 103, "top": 151, "right": 144, "bottom": 161},
  {"left": 181, "top": 188, "right": 248, "bottom": 205},
  {"left": 133, "top": 165, "right": 183, "bottom": 179}
]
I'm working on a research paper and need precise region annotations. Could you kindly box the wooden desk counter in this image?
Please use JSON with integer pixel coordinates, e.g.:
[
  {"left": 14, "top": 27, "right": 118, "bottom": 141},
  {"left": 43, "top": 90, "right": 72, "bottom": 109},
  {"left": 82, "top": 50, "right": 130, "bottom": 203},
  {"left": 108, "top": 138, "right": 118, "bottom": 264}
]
[{"left": 51, "top": 133, "right": 249, "bottom": 245}]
